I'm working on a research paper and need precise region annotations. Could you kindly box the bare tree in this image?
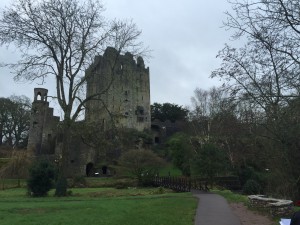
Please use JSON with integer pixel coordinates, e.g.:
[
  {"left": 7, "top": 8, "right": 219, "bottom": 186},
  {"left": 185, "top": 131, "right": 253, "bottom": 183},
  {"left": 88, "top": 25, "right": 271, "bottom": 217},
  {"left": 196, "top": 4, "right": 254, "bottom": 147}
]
[
  {"left": 214, "top": 0, "right": 300, "bottom": 102},
  {"left": 212, "top": 0, "right": 300, "bottom": 198},
  {"left": 212, "top": 0, "right": 300, "bottom": 140},
  {"left": 0, "top": 0, "right": 146, "bottom": 196}
]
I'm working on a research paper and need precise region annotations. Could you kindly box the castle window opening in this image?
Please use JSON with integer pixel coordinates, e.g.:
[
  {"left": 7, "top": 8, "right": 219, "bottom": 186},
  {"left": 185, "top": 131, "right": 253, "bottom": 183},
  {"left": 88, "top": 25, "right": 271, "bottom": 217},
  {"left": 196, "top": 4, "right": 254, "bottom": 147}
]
[
  {"left": 125, "top": 112, "right": 129, "bottom": 116},
  {"left": 37, "top": 92, "right": 42, "bottom": 101},
  {"left": 86, "top": 162, "right": 94, "bottom": 177},
  {"left": 154, "top": 137, "right": 160, "bottom": 144},
  {"left": 136, "top": 106, "right": 144, "bottom": 115},
  {"left": 102, "top": 166, "right": 108, "bottom": 175}
]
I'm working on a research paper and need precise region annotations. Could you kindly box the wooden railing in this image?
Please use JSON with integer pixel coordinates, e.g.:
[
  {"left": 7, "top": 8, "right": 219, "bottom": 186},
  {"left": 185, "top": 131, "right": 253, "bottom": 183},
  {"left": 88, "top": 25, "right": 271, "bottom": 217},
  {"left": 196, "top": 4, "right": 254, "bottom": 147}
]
[
  {"left": 152, "top": 176, "right": 241, "bottom": 192},
  {"left": 153, "top": 176, "right": 208, "bottom": 192}
]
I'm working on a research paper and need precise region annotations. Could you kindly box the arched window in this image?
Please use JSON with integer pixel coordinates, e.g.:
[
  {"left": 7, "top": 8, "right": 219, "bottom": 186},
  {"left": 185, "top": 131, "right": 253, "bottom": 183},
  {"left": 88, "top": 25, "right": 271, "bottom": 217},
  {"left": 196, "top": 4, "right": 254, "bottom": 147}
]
[{"left": 37, "top": 92, "right": 42, "bottom": 101}]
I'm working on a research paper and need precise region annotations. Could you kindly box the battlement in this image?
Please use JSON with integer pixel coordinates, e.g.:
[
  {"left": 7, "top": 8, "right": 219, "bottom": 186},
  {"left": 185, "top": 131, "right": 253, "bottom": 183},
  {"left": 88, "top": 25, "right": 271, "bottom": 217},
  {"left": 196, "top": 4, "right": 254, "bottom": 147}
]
[{"left": 88, "top": 47, "right": 148, "bottom": 75}]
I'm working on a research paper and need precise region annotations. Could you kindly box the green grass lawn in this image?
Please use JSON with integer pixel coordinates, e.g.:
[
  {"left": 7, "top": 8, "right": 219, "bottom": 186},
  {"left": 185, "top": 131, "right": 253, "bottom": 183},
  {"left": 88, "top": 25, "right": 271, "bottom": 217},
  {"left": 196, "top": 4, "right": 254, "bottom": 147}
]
[
  {"left": 0, "top": 187, "right": 197, "bottom": 225},
  {"left": 211, "top": 189, "right": 248, "bottom": 204}
]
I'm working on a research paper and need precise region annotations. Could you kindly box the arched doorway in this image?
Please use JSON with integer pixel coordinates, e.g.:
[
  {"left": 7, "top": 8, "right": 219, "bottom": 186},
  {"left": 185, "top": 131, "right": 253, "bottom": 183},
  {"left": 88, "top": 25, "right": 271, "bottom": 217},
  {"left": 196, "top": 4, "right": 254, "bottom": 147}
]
[
  {"left": 86, "top": 162, "right": 94, "bottom": 177},
  {"left": 102, "top": 166, "right": 108, "bottom": 175}
]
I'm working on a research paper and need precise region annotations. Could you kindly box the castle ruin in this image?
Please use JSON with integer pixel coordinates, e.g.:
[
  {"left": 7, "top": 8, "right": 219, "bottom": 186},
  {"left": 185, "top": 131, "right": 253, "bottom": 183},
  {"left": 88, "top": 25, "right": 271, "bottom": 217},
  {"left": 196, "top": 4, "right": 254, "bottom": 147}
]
[
  {"left": 85, "top": 47, "right": 151, "bottom": 131},
  {"left": 27, "top": 47, "right": 151, "bottom": 176}
]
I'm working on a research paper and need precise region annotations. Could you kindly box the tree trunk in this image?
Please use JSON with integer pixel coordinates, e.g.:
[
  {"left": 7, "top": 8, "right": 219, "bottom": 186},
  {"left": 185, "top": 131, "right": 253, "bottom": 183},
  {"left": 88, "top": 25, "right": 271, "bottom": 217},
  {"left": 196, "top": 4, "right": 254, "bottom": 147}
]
[
  {"left": 55, "top": 120, "right": 71, "bottom": 196},
  {"left": 0, "top": 123, "right": 3, "bottom": 145}
]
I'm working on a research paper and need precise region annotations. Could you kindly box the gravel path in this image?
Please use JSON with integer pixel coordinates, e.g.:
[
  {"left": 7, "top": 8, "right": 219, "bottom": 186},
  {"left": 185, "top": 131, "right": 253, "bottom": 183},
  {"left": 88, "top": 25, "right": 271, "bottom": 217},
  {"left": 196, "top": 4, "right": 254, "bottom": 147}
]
[
  {"left": 193, "top": 191, "right": 241, "bottom": 225},
  {"left": 230, "top": 202, "right": 275, "bottom": 225},
  {"left": 193, "top": 190, "right": 276, "bottom": 225}
]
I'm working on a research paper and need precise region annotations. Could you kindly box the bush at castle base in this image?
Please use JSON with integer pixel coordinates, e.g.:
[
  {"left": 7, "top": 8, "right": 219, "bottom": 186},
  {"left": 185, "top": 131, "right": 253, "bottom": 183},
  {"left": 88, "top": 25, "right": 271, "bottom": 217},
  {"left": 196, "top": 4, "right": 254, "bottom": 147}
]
[
  {"left": 27, "top": 160, "right": 56, "bottom": 197},
  {"left": 243, "top": 179, "right": 262, "bottom": 195}
]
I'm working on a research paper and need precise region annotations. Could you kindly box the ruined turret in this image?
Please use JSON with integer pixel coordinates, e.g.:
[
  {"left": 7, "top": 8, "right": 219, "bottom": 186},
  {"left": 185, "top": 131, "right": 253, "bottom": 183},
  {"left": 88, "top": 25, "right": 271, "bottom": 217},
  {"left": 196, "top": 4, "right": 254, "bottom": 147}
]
[{"left": 27, "top": 88, "right": 59, "bottom": 155}]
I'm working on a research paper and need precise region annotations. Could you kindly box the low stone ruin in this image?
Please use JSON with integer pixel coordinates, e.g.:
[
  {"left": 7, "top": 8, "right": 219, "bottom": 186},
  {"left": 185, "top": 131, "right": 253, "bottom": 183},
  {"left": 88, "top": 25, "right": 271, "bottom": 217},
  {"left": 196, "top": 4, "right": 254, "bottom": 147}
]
[{"left": 248, "top": 195, "right": 294, "bottom": 217}]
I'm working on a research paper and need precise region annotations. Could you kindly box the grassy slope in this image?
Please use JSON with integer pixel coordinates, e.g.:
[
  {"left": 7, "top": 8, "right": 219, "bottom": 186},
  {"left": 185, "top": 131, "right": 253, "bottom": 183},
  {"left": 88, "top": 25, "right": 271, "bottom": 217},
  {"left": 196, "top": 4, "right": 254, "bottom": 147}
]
[
  {"left": 211, "top": 189, "right": 248, "bottom": 204},
  {"left": 0, "top": 188, "right": 197, "bottom": 225}
]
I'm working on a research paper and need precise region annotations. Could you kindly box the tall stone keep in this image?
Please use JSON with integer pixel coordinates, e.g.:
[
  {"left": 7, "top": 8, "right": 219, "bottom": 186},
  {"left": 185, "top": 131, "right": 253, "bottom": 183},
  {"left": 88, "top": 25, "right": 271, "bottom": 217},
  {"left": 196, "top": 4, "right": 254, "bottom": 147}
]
[
  {"left": 85, "top": 47, "right": 151, "bottom": 131},
  {"left": 27, "top": 88, "right": 59, "bottom": 155}
]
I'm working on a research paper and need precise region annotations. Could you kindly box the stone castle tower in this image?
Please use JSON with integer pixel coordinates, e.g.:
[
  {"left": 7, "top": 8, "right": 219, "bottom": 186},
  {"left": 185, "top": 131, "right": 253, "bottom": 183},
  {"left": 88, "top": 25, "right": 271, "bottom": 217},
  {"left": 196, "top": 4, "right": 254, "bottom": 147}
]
[
  {"left": 27, "top": 47, "right": 151, "bottom": 176},
  {"left": 27, "top": 88, "right": 95, "bottom": 175},
  {"left": 85, "top": 47, "right": 151, "bottom": 131},
  {"left": 27, "top": 88, "right": 59, "bottom": 155}
]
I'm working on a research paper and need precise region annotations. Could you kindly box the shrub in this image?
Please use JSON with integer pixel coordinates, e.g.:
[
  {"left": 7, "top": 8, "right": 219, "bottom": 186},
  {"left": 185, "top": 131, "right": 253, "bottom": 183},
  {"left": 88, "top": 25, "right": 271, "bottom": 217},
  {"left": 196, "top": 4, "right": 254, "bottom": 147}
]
[
  {"left": 114, "top": 179, "right": 137, "bottom": 189},
  {"left": 167, "top": 133, "right": 193, "bottom": 176},
  {"left": 139, "top": 169, "right": 157, "bottom": 187},
  {"left": 238, "top": 166, "right": 265, "bottom": 186},
  {"left": 71, "top": 176, "right": 87, "bottom": 188},
  {"left": 191, "top": 143, "right": 228, "bottom": 187},
  {"left": 27, "top": 160, "right": 56, "bottom": 197},
  {"left": 152, "top": 187, "right": 166, "bottom": 194},
  {"left": 243, "top": 179, "right": 262, "bottom": 195},
  {"left": 118, "top": 149, "right": 164, "bottom": 186}
]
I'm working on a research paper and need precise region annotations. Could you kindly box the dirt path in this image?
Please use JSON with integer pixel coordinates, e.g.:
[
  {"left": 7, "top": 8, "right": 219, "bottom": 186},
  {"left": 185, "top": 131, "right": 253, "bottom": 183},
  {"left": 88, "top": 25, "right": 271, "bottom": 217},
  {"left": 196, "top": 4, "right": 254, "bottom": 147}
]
[{"left": 230, "top": 203, "right": 276, "bottom": 225}]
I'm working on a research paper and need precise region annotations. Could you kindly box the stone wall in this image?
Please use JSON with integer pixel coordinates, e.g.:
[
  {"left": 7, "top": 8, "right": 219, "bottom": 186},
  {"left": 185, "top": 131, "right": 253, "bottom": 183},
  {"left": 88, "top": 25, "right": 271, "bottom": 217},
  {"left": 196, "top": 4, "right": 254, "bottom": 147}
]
[
  {"left": 248, "top": 195, "right": 294, "bottom": 217},
  {"left": 85, "top": 47, "right": 151, "bottom": 132}
]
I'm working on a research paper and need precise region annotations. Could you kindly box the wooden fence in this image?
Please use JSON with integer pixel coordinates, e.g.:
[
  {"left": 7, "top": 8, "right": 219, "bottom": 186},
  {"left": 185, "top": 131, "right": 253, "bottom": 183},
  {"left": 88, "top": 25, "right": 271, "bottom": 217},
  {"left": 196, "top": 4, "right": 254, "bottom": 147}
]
[
  {"left": 152, "top": 176, "right": 241, "bottom": 192},
  {"left": 153, "top": 176, "right": 208, "bottom": 192}
]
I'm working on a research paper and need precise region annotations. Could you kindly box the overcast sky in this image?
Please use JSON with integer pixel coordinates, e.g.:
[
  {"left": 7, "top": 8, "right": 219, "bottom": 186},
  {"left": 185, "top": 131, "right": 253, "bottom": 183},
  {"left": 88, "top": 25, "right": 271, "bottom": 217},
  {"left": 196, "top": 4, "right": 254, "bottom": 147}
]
[{"left": 0, "top": 0, "right": 233, "bottom": 109}]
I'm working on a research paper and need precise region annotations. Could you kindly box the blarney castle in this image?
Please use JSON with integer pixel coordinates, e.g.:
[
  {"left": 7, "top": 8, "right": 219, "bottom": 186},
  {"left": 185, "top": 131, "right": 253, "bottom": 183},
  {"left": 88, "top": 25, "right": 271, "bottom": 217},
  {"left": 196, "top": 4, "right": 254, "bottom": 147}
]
[
  {"left": 27, "top": 47, "right": 151, "bottom": 176},
  {"left": 27, "top": 47, "right": 179, "bottom": 176}
]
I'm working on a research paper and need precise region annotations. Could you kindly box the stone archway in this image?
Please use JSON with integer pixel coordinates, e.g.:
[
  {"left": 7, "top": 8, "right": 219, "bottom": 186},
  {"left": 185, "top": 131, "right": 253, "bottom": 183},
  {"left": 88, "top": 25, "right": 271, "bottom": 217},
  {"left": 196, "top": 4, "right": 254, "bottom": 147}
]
[
  {"left": 102, "top": 166, "right": 107, "bottom": 175},
  {"left": 86, "top": 162, "right": 94, "bottom": 177}
]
